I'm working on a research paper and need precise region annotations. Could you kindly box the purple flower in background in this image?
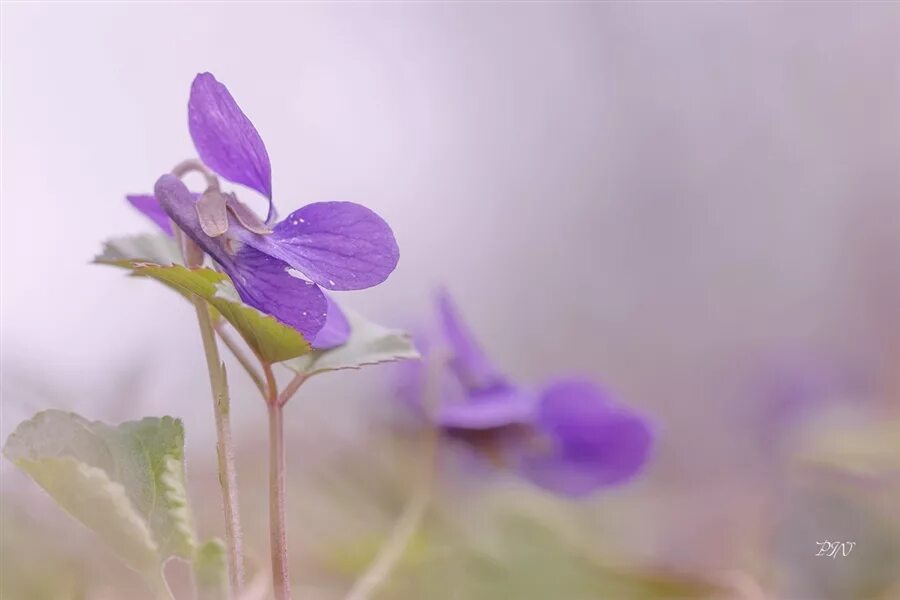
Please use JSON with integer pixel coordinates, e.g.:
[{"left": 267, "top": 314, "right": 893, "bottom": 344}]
[
  {"left": 404, "top": 292, "right": 654, "bottom": 497},
  {"left": 127, "top": 73, "right": 398, "bottom": 347}
]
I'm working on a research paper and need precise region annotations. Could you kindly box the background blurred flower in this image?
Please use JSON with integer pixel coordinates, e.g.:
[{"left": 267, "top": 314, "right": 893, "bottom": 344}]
[{"left": 403, "top": 291, "right": 654, "bottom": 497}]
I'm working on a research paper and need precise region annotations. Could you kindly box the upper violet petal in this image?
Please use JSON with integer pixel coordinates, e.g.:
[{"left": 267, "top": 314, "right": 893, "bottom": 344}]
[
  {"left": 154, "top": 174, "right": 326, "bottom": 340},
  {"left": 436, "top": 291, "right": 507, "bottom": 393},
  {"left": 126, "top": 194, "right": 174, "bottom": 236},
  {"left": 188, "top": 73, "right": 273, "bottom": 209},
  {"left": 311, "top": 294, "right": 351, "bottom": 349},
  {"left": 514, "top": 379, "right": 654, "bottom": 497},
  {"left": 237, "top": 201, "right": 400, "bottom": 291}
]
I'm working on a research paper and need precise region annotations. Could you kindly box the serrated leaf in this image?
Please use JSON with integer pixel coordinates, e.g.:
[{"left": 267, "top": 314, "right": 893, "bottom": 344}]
[
  {"left": 95, "top": 235, "right": 311, "bottom": 363},
  {"left": 283, "top": 309, "right": 419, "bottom": 378},
  {"left": 95, "top": 233, "right": 183, "bottom": 266},
  {"left": 193, "top": 538, "right": 229, "bottom": 600},
  {"left": 3, "top": 410, "right": 196, "bottom": 583}
]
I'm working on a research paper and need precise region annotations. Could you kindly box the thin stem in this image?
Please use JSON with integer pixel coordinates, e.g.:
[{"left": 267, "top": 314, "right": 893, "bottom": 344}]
[
  {"left": 344, "top": 428, "right": 437, "bottom": 600},
  {"left": 267, "top": 378, "right": 292, "bottom": 600},
  {"left": 171, "top": 161, "right": 246, "bottom": 594},
  {"left": 157, "top": 571, "right": 177, "bottom": 600},
  {"left": 192, "top": 297, "right": 246, "bottom": 592},
  {"left": 215, "top": 322, "right": 266, "bottom": 395},
  {"left": 263, "top": 362, "right": 279, "bottom": 406},
  {"left": 278, "top": 373, "right": 306, "bottom": 407},
  {"left": 172, "top": 158, "right": 219, "bottom": 190}
]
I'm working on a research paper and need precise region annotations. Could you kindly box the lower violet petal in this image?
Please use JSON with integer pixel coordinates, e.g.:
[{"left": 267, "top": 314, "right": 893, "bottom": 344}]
[
  {"left": 514, "top": 379, "right": 654, "bottom": 497},
  {"left": 311, "top": 294, "right": 351, "bottom": 349},
  {"left": 229, "top": 246, "right": 327, "bottom": 342}
]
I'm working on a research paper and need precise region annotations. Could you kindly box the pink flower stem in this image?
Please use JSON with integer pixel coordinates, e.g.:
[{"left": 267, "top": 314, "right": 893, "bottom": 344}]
[{"left": 264, "top": 363, "right": 292, "bottom": 600}]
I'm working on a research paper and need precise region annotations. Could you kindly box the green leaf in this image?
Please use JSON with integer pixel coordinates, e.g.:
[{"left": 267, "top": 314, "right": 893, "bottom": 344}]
[
  {"left": 135, "top": 264, "right": 310, "bottom": 363},
  {"left": 95, "top": 233, "right": 183, "bottom": 266},
  {"left": 3, "top": 410, "right": 196, "bottom": 584},
  {"left": 95, "top": 235, "right": 311, "bottom": 363},
  {"left": 283, "top": 309, "right": 419, "bottom": 378},
  {"left": 193, "top": 539, "right": 229, "bottom": 600}
]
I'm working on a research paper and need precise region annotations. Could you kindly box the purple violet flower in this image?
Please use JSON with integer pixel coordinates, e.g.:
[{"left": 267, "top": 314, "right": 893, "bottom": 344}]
[
  {"left": 127, "top": 73, "right": 398, "bottom": 348},
  {"left": 405, "top": 291, "right": 654, "bottom": 497}
]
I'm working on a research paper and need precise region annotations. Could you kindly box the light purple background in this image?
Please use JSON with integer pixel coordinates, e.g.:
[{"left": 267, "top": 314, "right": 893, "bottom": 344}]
[{"left": 2, "top": 1, "right": 899, "bottom": 533}]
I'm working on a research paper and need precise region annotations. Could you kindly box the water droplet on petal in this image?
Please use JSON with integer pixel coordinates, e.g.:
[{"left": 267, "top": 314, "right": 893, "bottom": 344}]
[{"left": 328, "top": 279, "right": 335, "bottom": 287}]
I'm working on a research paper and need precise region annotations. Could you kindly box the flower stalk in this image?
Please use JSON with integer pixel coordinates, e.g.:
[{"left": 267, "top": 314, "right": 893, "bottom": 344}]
[
  {"left": 172, "top": 159, "right": 246, "bottom": 593},
  {"left": 264, "top": 363, "right": 292, "bottom": 600},
  {"left": 192, "top": 297, "right": 246, "bottom": 592}
]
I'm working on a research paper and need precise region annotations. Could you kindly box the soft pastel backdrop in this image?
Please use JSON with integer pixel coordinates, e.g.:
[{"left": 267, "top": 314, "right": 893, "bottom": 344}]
[{"left": 2, "top": 3, "right": 899, "bottom": 599}]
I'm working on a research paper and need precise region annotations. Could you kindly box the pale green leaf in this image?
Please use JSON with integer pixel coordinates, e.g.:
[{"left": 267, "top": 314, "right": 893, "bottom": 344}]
[
  {"left": 95, "top": 233, "right": 183, "bottom": 266},
  {"left": 193, "top": 538, "right": 229, "bottom": 600},
  {"left": 283, "top": 309, "right": 419, "bottom": 378},
  {"left": 95, "top": 235, "right": 311, "bottom": 362},
  {"left": 3, "top": 411, "right": 196, "bottom": 580}
]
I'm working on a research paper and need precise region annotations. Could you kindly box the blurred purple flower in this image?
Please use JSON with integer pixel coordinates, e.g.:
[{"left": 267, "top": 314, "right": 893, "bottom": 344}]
[
  {"left": 405, "top": 291, "right": 654, "bottom": 498},
  {"left": 127, "top": 73, "right": 398, "bottom": 347}
]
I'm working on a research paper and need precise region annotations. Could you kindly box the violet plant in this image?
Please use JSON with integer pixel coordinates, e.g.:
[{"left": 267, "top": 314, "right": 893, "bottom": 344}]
[
  {"left": 3, "top": 72, "right": 656, "bottom": 600},
  {"left": 4, "top": 72, "right": 417, "bottom": 600}
]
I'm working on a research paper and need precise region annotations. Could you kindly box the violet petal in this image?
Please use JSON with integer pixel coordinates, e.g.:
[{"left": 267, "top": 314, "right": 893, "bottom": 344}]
[
  {"left": 229, "top": 246, "right": 327, "bottom": 341},
  {"left": 514, "top": 379, "right": 654, "bottom": 497},
  {"left": 126, "top": 194, "right": 173, "bottom": 236},
  {"left": 311, "top": 294, "right": 351, "bottom": 349},
  {"left": 236, "top": 201, "right": 399, "bottom": 291},
  {"left": 188, "top": 73, "right": 274, "bottom": 215},
  {"left": 437, "top": 386, "right": 537, "bottom": 430}
]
